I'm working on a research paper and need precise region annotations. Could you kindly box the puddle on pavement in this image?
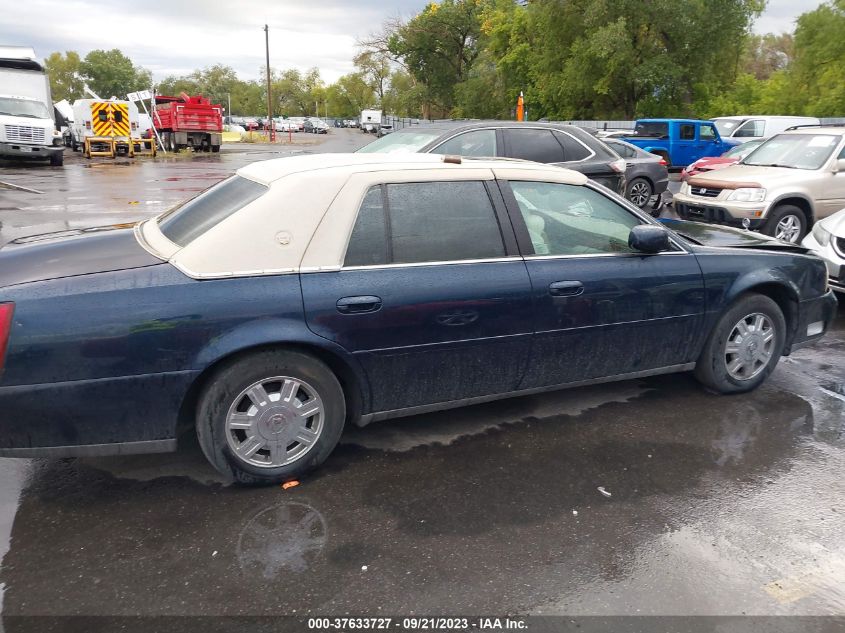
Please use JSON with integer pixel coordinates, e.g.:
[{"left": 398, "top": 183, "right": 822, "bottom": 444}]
[{"left": 0, "top": 374, "right": 833, "bottom": 616}]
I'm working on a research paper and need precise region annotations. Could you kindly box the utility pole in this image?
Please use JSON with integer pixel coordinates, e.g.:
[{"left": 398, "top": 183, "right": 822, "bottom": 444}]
[{"left": 264, "top": 24, "right": 273, "bottom": 141}]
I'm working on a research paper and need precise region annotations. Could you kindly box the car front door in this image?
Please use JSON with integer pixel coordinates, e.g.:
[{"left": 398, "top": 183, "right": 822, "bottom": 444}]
[
  {"left": 498, "top": 178, "right": 706, "bottom": 390},
  {"left": 301, "top": 178, "right": 534, "bottom": 414},
  {"left": 698, "top": 123, "right": 723, "bottom": 159}
]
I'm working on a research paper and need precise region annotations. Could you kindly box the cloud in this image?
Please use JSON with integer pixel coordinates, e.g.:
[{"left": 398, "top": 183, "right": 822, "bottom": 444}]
[
  {"left": 0, "top": 0, "right": 823, "bottom": 84},
  {"left": 0, "top": 0, "right": 427, "bottom": 83}
]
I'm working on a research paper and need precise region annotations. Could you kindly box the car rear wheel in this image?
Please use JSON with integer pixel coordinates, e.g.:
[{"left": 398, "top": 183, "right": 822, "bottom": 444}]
[
  {"left": 694, "top": 294, "right": 786, "bottom": 394},
  {"left": 763, "top": 205, "right": 806, "bottom": 243},
  {"left": 196, "top": 350, "right": 346, "bottom": 485},
  {"left": 626, "top": 177, "right": 653, "bottom": 208}
]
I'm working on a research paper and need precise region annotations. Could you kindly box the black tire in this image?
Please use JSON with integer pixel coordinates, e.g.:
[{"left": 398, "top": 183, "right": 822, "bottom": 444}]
[
  {"left": 626, "top": 177, "right": 653, "bottom": 209},
  {"left": 762, "top": 204, "right": 807, "bottom": 243},
  {"left": 196, "top": 350, "right": 346, "bottom": 485},
  {"left": 49, "top": 153, "right": 63, "bottom": 166},
  {"left": 694, "top": 294, "right": 786, "bottom": 394},
  {"left": 211, "top": 145, "right": 220, "bottom": 153},
  {"left": 71, "top": 140, "right": 79, "bottom": 152},
  {"left": 168, "top": 133, "right": 178, "bottom": 153}
]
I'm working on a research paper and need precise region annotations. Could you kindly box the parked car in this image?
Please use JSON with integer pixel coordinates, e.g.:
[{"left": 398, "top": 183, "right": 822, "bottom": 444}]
[
  {"left": 622, "top": 119, "right": 733, "bottom": 168},
  {"left": 802, "top": 207, "right": 845, "bottom": 294},
  {"left": 681, "top": 140, "right": 765, "bottom": 181},
  {"left": 713, "top": 116, "right": 820, "bottom": 144},
  {"left": 0, "top": 154, "right": 836, "bottom": 483},
  {"left": 357, "top": 121, "right": 628, "bottom": 195},
  {"left": 673, "top": 126, "right": 845, "bottom": 242},
  {"left": 304, "top": 119, "right": 328, "bottom": 134},
  {"left": 274, "top": 119, "right": 297, "bottom": 133},
  {"left": 377, "top": 124, "right": 393, "bottom": 137},
  {"left": 604, "top": 139, "right": 669, "bottom": 212}
]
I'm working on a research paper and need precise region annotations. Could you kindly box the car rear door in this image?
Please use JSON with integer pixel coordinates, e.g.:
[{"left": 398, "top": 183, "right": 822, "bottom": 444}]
[
  {"left": 496, "top": 176, "right": 706, "bottom": 390},
  {"left": 300, "top": 176, "right": 534, "bottom": 414}
]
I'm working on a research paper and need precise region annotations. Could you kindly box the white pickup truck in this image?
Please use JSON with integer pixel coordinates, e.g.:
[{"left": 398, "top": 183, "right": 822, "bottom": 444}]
[{"left": 0, "top": 46, "right": 64, "bottom": 166}]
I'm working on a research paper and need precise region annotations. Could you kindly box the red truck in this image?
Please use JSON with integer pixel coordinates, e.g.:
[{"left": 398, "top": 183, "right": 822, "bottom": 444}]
[{"left": 153, "top": 92, "right": 223, "bottom": 153}]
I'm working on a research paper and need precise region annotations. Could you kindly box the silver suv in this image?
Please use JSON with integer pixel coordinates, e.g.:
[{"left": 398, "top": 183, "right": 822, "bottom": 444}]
[{"left": 673, "top": 126, "right": 845, "bottom": 242}]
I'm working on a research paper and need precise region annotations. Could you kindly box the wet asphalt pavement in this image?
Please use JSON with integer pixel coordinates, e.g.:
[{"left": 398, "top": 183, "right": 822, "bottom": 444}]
[{"left": 0, "top": 130, "right": 844, "bottom": 624}]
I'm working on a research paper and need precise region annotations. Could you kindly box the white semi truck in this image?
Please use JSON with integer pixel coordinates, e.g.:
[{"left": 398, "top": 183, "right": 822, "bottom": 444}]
[{"left": 0, "top": 46, "right": 64, "bottom": 166}]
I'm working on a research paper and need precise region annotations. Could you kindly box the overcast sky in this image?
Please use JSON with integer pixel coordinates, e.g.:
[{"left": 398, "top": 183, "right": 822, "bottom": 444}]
[{"left": 0, "top": 0, "right": 826, "bottom": 85}]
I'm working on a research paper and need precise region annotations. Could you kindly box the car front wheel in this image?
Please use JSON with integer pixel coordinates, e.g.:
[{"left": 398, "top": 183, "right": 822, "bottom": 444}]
[
  {"left": 694, "top": 294, "right": 786, "bottom": 394},
  {"left": 763, "top": 205, "right": 806, "bottom": 243},
  {"left": 196, "top": 350, "right": 346, "bottom": 485}
]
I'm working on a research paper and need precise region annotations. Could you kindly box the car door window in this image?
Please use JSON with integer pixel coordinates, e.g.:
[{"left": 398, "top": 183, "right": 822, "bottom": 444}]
[
  {"left": 509, "top": 181, "right": 641, "bottom": 256},
  {"left": 680, "top": 124, "right": 695, "bottom": 140},
  {"left": 344, "top": 186, "right": 389, "bottom": 266},
  {"left": 553, "top": 131, "right": 592, "bottom": 161},
  {"left": 430, "top": 130, "right": 497, "bottom": 157},
  {"left": 345, "top": 181, "right": 506, "bottom": 266},
  {"left": 504, "top": 128, "right": 566, "bottom": 163},
  {"left": 734, "top": 120, "right": 764, "bottom": 138},
  {"left": 700, "top": 125, "right": 717, "bottom": 141},
  {"left": 387, "top": 181, "right": 505, "bottom": 263}
]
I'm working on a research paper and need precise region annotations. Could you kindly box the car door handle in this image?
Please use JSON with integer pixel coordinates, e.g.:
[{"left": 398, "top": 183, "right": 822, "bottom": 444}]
[
  {"left": 336, "top": 295, "right": 382, "bottom": 314},
  {"left": 549, "top": 281, "right": 584, "bottom": 297}
]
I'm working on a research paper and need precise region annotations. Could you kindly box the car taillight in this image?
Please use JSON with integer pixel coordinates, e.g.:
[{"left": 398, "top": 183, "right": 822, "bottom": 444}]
[
  {"left": 610, "top": 158, "right": 626, "bottom": 173},
  {"left": 0, "top": 303, "right": 14, "bottom": 372},
  {"left": 659, "top": 159, "right": 667, "bottom": 166}
]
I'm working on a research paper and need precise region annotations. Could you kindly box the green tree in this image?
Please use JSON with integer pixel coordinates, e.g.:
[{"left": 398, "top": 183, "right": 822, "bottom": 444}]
[
  {"left": 388, "top": 0, "right": 484, "bottom": 118},
  {"left": 43, "top": 51, "right": 84, "bottom": 102},
  {"left": 326, "top": 73, "right": 376, "bottom": 118},
  {"left": 788, "top": 0, "right": 845, "bottom": 117},
  {"left": 354, "top": 50, "right": 391, "bottom": 104},
  {"left": 80, "top": 49, "right": 152, "bottom": 99}
]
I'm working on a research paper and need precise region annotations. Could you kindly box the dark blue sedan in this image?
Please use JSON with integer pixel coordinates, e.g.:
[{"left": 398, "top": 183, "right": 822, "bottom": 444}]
[{"left": 0, "top": 154, "right": 837, "bottom": 484}]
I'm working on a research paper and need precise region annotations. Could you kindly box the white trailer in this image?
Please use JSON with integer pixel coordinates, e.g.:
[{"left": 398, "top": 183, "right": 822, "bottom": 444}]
[
  {"left": 360, "top": 109, "right": 382, "bottom": 134},
  {"left": 0, "top": 46, "right": 64, "bottom": 166}
]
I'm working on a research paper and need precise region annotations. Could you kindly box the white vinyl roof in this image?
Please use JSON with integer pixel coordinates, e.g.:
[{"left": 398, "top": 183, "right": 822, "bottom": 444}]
[{"left": 136, "top": 153, "right": 589, "bottom": 279}]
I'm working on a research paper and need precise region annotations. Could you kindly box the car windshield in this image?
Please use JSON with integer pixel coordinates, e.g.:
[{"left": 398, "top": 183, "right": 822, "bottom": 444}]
[
  {"left": 724, "top": 140, "right": 763, "bottom": 159},
  {"left": 633, "top": 122, "right": 668, "bottom": 138},
  {"left": 714, "top": 119, "right": 741, "bottom": 137},
  {"left": 741, "top": 134, "right": 841, "bottom": 170},
  {"left": 0, "top": 96, "right": 51, "bottom": 119},
  {"left": 356, "top": 130, "right": 442, "bottom": 153},
  {"left": 157, "top": 176, "right": 268, "bottom": 246}
]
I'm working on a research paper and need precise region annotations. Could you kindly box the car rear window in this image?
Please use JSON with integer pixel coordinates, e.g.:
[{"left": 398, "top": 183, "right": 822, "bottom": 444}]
[{"left": 157, "top": 176, "right": 267, "bottom": 246}]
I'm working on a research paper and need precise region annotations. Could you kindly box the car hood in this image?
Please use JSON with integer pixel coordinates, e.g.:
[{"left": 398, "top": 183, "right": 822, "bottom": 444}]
[
  {"left": 815, "top": 208, "right": 845, "bottom": 237},
  {"left": 659, "top": 218, "right": 809, "bottom": 252},
  {"left": 0, "top": 225, "right": 164, "bottom": 288},
  {"left": 687, "top": 163, "right": 813, "bottom": 187}
]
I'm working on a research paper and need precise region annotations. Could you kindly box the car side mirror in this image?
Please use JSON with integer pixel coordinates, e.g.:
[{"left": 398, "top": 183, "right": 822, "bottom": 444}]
[
  {"left": 629, "top": 225, "right": 671, "bottom": 254},
  {"left": 834, "top": 158, "right": 845, "bottom": 173}
]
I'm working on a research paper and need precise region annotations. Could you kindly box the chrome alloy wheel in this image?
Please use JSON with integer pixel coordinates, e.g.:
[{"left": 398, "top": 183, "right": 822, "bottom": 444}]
[
  {"left": 225, "top": 376, "right": 324, "bottom": 468},
  {"left": 628, "top": 181, "right": 651, "bottom": 207},
  {"left": 775, "top": 214, "right": 802, "bottom": 243},
  {"left": 724, "top": 313, "right": 776, "bottom": 381}
]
